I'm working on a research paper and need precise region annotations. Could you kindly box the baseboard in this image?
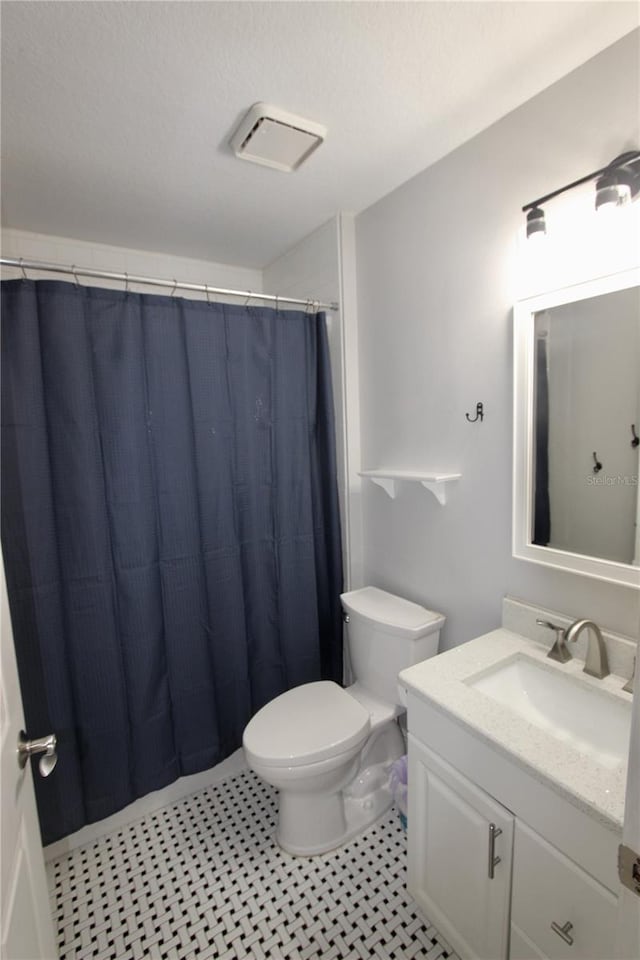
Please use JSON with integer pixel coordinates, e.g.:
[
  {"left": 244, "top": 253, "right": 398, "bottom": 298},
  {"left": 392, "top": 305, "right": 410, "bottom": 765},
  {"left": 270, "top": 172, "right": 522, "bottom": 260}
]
[{"left": 43, "top": 748, "right": 248, "bottom": 862}]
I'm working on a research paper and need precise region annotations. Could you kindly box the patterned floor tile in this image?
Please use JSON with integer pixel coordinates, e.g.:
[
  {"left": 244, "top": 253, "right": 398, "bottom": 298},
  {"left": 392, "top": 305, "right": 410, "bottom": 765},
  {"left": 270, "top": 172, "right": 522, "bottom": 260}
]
[{"left": 47, "top": 770, "right": 459, "bottom": 960}]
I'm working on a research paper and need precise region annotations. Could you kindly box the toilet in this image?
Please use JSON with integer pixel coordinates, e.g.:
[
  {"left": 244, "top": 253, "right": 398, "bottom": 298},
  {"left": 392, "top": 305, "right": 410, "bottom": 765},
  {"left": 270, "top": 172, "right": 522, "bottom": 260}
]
[{"left": 243, "top": 586, "right": 445, "bottom": 856}]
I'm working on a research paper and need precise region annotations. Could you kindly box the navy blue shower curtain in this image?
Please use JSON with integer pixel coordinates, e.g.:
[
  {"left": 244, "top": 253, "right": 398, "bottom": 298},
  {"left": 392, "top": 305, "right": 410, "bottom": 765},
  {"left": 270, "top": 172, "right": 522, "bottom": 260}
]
[
  {"left": 1, "top": 279, "right": 343, "bottom": 845},
  {"left": 533, "top": 335, "right": 551, "bottom": 546}
]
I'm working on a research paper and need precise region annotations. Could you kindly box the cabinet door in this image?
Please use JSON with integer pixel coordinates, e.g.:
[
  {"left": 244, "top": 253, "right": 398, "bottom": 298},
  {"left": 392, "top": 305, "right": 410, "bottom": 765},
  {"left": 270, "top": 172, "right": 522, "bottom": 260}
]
[{"left": 408, "top": 737, "right": 514, "bottom": 960}]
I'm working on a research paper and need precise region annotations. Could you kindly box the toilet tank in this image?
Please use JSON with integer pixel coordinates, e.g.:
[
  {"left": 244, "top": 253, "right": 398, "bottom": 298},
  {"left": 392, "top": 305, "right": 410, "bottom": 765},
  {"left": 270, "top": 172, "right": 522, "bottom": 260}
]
[{"left": 341, "top": 587, "right": 445, "bottom": 706}]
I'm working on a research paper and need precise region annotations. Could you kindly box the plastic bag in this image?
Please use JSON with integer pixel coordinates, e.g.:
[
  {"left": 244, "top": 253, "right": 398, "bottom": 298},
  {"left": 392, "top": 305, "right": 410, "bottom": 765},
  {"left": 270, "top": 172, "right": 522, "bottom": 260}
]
[{"left": 390, "top": 754, "right": 408, "bottom": 831}]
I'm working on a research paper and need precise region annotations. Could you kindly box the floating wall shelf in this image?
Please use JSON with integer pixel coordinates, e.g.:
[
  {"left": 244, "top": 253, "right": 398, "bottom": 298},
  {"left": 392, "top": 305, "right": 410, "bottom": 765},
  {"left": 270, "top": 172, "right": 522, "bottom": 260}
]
[{"left": 359, "top": 470, "right": 462, "bottom": 505}]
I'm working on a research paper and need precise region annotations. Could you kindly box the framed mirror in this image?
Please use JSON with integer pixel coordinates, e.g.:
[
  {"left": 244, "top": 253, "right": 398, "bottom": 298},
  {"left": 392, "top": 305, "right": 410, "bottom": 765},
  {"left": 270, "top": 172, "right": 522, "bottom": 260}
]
[{"left": 513, "top": 267, "right": 640, "bottom": 589}]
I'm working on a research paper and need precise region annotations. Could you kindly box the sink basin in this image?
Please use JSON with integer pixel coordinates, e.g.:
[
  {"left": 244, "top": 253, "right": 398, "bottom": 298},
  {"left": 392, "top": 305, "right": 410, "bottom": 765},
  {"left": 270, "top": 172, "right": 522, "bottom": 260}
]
[{"left": 467, "top": 655, "right": 631, "bottom": 769}]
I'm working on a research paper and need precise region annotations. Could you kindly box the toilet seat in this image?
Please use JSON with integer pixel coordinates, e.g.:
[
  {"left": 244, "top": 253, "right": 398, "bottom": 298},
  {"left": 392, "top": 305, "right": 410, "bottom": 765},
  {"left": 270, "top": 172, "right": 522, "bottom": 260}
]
[{"left": 243, "top": 680, "right": 370, "bottom": 768}]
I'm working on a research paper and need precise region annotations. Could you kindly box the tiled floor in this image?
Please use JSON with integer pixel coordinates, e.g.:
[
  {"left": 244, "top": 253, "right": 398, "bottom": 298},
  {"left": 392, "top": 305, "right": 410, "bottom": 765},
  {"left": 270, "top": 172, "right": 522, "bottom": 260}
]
[{"left": 47, "top": 769, "right": 459, "bottom": 960}]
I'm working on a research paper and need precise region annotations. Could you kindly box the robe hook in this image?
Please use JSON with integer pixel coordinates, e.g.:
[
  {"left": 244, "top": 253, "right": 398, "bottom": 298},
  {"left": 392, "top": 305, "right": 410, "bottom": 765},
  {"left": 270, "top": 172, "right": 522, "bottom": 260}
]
[
  {"left": 632, "top": 425, "right": 639, "bottom": 448},
  {"left": 465, "top": 402, "right": 484, "bottom": 423}
]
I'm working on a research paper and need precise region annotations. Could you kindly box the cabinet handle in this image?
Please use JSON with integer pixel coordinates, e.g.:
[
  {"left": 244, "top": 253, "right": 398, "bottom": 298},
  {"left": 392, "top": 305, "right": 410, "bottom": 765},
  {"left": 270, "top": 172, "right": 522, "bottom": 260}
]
[
  {"left": 551, "top": 920, "right": 574, "bottom": 946},
  {"left": 487, "top": 822, "right": 502, "bottom": 879}
]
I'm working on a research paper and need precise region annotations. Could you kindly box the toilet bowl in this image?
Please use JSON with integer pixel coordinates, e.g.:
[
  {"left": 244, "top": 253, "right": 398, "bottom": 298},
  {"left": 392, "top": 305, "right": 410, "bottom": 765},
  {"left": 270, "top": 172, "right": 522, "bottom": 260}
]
[{"left": 243, "top": 587, "right": 445, "bottom": 856}]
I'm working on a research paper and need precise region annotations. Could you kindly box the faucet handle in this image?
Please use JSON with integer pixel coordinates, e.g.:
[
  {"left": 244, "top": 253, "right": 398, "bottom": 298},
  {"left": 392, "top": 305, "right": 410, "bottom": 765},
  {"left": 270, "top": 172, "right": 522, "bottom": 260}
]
[
  {"left": 623, "top": 657, "right": 636, "bottom": 694},
  {"left": 536, "top": 619, "right": 572, "bottom": 664},
  {"left": 536, "top": 618, "right": 564, "bottom": 633}
]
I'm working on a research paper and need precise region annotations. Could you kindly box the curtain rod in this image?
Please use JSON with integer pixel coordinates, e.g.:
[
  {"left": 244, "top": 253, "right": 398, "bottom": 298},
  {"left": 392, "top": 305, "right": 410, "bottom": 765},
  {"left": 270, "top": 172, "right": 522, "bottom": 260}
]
[{"left": 0, "top": 257, "right": 339, "bottom": 312}]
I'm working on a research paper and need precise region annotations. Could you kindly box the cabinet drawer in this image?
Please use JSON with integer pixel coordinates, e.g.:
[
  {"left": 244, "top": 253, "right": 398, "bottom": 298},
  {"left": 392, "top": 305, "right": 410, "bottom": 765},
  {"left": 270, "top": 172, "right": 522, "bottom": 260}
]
[{"left": 511, "top": 821, "right": 617, "bottom": 960}]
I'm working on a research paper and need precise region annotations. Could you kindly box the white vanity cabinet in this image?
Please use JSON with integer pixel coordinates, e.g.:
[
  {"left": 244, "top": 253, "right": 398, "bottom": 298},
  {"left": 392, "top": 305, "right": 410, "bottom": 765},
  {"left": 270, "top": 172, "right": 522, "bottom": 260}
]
[
  {"left": 407, "top": 734, "right": 620, "bottom": 960},
  {"left": 399, "top": 614, "right": 633, "bottom": 960},
  {"left": 408, "top": 738, "right": 514, "bottom": 960}
]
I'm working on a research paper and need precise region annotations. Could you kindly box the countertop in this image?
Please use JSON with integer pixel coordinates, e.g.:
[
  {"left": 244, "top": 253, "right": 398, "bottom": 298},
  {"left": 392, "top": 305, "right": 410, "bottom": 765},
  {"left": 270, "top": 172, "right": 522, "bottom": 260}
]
[{"left": 399, "top": 628, "right": 632, "bottom": 831}]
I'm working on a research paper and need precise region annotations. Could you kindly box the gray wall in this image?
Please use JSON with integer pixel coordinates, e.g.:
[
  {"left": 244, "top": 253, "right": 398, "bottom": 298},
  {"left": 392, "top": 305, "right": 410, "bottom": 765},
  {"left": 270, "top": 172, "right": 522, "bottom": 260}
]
[{"left": 355, "top": 31, "right": 640, "bottom": 647}]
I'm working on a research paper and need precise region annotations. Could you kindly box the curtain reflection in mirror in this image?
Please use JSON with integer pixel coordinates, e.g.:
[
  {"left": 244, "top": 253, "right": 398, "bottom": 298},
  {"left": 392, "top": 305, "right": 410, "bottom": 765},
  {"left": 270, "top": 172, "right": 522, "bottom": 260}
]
[{"left": 533, "top": 328, "right": 550, "bottom": 546}]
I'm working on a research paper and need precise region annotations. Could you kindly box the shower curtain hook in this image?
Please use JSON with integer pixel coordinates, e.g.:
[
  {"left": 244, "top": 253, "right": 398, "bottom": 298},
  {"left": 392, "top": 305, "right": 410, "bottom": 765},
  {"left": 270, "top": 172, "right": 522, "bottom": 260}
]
[
  {"left": 170, "top": 279, "right": 177, "bottom": 297},
  {"left": 71, "top": 265, "right": 80, "bottom": 288},
  {"left": 244, "top": 290, "right": 253, "bottom": 307},
  {"left": 19, "top": 258, "right": 28, "bottom": 281},
  {"left": 205, "top": 284, "right": 211, "bottom": 305},
  {"left": 275, "top": 293, "right": 280, "bottom": 313},
  {"left": 124, "top": 272, "right": 130, "bottom": 294}
]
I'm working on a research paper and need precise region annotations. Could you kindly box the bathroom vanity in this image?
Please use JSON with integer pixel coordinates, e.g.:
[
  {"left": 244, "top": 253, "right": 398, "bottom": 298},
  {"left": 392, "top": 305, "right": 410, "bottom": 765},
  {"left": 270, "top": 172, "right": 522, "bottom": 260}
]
[{"left": 399, "top": 599, "right": 635, "bottom": 960}]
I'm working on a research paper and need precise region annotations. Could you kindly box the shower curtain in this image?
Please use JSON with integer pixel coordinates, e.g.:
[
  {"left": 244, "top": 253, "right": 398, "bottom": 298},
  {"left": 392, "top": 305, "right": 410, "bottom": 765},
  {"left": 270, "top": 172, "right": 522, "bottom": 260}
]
[
  {"left": 533, "top": 334, "right": 551, "bottom": 546},
  {"left": 1, "top": 279, "right": 343, "bottom": 845}
]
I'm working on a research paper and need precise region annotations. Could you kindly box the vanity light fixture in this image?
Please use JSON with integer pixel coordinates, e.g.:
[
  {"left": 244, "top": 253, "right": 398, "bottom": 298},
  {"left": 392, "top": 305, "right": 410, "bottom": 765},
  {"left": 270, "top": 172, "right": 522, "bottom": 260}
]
[
  {"left": 594, "top": 171, "right": 628, "bottom": 211},
  {"left": 525, "top": 207, "right": 546, "bottom": 239},
  {"left": 594, "top": 151, "right": 639, "bottom": 210},
  {"left": 523, "top": 148, "right": 640, "bottom": 238}
]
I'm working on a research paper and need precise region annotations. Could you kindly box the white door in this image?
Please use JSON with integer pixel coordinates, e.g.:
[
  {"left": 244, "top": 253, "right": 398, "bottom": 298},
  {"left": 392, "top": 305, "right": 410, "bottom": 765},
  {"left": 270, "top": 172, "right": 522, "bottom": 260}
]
[
  {"left": 616, "top": 648, "right": 640, "bottom": 960},
  {"left": 408, "top": 736, "right": 514, "bottom": 960},
  {"left": 1, "top": 563, "right": 57, "bottom": 960}
]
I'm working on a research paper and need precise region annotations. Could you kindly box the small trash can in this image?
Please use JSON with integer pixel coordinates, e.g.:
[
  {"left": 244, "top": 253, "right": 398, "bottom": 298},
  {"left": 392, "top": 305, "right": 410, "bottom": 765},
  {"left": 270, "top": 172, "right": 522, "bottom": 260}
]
[{"left": 390, "top": 755, "right": 408, "bottom": 831}]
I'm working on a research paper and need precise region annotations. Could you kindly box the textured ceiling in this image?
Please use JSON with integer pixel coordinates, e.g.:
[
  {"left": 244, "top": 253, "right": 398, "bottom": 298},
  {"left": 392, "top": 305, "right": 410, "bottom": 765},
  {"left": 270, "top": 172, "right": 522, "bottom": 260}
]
[{"left": 1, "top": 1, "right": 638, "bottom": 268}]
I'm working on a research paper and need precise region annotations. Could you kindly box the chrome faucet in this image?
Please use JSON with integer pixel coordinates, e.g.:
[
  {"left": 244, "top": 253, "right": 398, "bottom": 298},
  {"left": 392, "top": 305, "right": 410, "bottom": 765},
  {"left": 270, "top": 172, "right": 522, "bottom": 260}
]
[
  {"left": 536, "top": 619, "right": 572, "bottom": 664},
  {"left": 565, "top": 619, "right": 610, "bottom": 679}
]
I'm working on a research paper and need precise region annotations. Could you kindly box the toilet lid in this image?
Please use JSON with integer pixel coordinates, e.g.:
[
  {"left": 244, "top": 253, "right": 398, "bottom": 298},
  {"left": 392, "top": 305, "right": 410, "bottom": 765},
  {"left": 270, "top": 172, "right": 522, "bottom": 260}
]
[{"left": 243, "top": 681, "right": 370, "bottom": 768}]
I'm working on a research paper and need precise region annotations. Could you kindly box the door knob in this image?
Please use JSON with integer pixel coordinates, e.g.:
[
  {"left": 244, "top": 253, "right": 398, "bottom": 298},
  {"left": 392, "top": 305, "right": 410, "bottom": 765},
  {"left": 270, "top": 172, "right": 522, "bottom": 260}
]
[{"left": 17, "top": 730, "right": 58, "bottom": 777}]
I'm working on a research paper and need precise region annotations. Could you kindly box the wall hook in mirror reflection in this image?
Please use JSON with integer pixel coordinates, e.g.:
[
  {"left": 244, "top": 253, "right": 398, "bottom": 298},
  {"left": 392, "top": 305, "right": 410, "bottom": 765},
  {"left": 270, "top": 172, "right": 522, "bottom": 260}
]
[
  {"left": 592, "top": 452, "right": 603, "bottom": 473},
  {"left": 631, "top": 425, "right": 639, "bottom": 448},
  {"left": 465, "top": 402, "right": 484, "bottom": 423}
]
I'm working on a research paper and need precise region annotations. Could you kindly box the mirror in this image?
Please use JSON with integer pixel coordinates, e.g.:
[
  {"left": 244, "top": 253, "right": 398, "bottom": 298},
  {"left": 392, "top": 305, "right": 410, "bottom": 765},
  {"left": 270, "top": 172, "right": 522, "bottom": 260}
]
[{"left": 513, "top": 268, "right": 640, "bottom": 589}]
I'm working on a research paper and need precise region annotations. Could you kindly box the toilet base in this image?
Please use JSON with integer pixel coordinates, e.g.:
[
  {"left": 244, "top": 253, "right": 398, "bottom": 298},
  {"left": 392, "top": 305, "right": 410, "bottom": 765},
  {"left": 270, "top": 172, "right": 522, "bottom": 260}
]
[
  {"left": 275, "top": 721, "right": 404, "bottom": 856},
  {"left": 276, "top": 778, "right": 394, "bottom": 856}
]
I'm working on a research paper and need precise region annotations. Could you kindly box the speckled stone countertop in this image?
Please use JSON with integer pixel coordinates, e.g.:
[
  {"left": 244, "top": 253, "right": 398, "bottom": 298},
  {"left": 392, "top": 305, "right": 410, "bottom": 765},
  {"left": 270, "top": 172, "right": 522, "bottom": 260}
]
[{"left": 399, "top": 628, "right": 633, "bottom": 831}]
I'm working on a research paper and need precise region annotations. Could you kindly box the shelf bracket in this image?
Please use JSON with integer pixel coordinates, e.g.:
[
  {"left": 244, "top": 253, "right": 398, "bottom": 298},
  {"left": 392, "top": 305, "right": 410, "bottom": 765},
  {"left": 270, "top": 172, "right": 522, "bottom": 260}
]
[
  {"left": 419, "top": 479, "right": 450, "bottom": 505},
  {"left": 368, "top": 476, "right": 398, "bottom": 499}
]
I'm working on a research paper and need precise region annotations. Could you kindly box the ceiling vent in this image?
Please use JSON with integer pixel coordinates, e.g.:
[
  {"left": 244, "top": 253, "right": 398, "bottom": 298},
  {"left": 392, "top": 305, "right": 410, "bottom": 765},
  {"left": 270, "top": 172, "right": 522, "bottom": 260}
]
[{"left": 230, "top": 103, "right": 326, "bottom": 173}]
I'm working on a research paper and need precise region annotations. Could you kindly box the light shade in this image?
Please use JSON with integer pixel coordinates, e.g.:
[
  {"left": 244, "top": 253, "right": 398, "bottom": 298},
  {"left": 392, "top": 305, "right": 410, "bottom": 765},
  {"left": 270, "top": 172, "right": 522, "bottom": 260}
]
[
  {"left": 526, "top": 207, "right": 546, "bottom": 239},
  {"left": 595, "top": 172, "right": 630, "bottom": 211}
]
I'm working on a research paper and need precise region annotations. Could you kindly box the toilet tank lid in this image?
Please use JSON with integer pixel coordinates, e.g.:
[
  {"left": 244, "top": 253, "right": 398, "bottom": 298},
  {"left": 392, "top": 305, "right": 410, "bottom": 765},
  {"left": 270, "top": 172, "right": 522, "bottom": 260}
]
[{"left": 340, "top": 587, "right": 445, "bottom": 637}]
